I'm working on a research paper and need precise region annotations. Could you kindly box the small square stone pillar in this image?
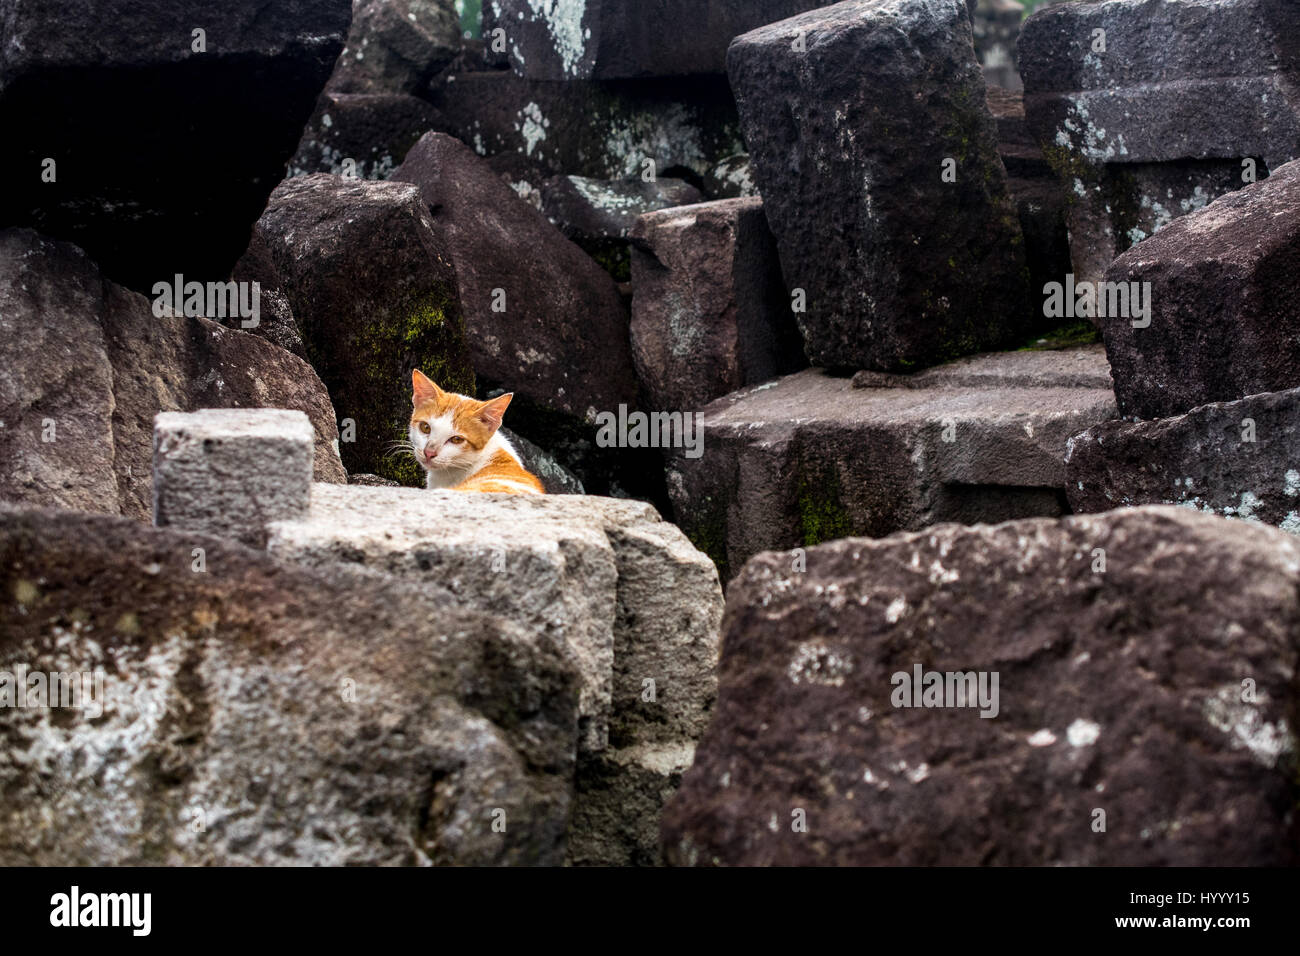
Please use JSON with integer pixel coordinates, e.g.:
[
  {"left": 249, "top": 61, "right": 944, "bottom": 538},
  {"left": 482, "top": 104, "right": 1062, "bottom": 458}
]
[{"left": 153, "top": 409, "right": 313, "bottom": 547}]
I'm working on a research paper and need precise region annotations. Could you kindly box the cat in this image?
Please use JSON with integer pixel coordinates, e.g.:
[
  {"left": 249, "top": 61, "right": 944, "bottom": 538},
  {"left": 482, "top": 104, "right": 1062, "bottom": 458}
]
[{"left": 408, "top": 369, "right": 545, "bottom": 494}]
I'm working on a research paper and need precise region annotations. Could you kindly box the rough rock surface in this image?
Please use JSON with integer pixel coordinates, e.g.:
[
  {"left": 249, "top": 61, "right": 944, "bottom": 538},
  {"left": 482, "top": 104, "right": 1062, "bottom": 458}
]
[
  {"left": 1020, "top": 0, "right": 1300, "bottom": 284},
  {"left": 1099, "top": 160, "right": 1300, "bottom": 419},
  {"left": 728, "top": 0, "right": 1031, "bottom": 371},
  {"left": 328, "top": 0, "right": 462, "bottom": 95},
  {"left": 483, "top": 0, "right": 834, "bottom": 79},
  {"left": 290, "top": 92, "right": 453, "bottom": 180},
  {"left": 704, "top": 154, "right": 758, "bottom": 200},
  {"left": 1021, "top": 0, "right": 1300, "bottom": 170},
  {"left": 431, "top": 70, "right": 744, "bottom": 182},
  {"left": 668, "top": 346, "right": 1116, "bottom": 579},
  {"left": 246, "top": 174, "right": 475, "bottom": 485},
  {"left": 264, "top": 484, "right": 722, "bottom": 865},
  {"left": 153, "top": 410, "right": 315, "bottom": 547},
  {"left": 542, "top": 176, "right": 703, "bottom": 242},
  {"left": 629, "top": 198, "right": 807, "bottom": 411},
  {"left": 0, "top": 507, "right": 580, "bottom": 866},
  {"left": 662, "top": 506, "right": 1300, "bottom": 865},
  {"left": 0, "top": 229, "right": 345, "bottom": 520},
  {"left": 0, "top": 0, "right": 352, "bottom": 290},
  {"left": 1066, "top": 387, "right": 1300, "bottom": 534},
  {"left": 541, "top": 175, "right": 703, "bottom": 282}
]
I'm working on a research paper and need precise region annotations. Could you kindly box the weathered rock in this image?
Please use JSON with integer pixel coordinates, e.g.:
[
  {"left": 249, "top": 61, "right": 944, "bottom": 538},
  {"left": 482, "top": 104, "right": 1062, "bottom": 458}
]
[
  {"left": 542, "top": 176, "right": 703, "bottom": 241},
  {"left": 668, "top": 346, "right": 1116, "bottom": 579},
  {"left": 347, "top": 473, "right": 401, "bottom": 486},
  {"left": 431, "top": 70, "right": 744, "bottom": 182},
  {"left": 265, "top": 483, "right": 723, "bottom": 864},
  {"left": 728, "top": 0, "right": 1032, "bottom": 371},
  {"left": 0, "top": 0, "right": 351, "bottom": 291},
  {"left": 328, "top": 0, "right": 461, "bottom": 95},
  {"left": 153, "top": 410, "right": 315, "bottom": 547},
  {"left": 540, "top": 175, "right": 703, "bottom": 282},
  {"left": 704, "top": 154, "right": 758, "bottom": 200},
  {"left": 226, "top": 232, "right": 308, "bottom": 360},
  {"left": 246, "top": 174, "right": 475, "bottom": 485},
  {"left": 1066, "top": 388, "right": 1300, "bottom": 534},
  {"left": 0, "top": 229, "right": 346, "bottom": 520},
  {"left": 662, "top": 506, "right": 1300, "bottom": 866},
  {"left": 1020, "top": 0, "right": 1300, "bottom": 284},
  {"left": 1099, "top": 159, "right": 1300, "bottom": 420},
  {"left": 483, "top": 0, "right": 833, "bottom": 79},
  {"left": 392, "top": 134, "right": 633, "bottom": 415},
  {"left": 629, "top": 198, "right": 806, "bottom": 412},
  {"left": 392, "top": 134, "right": 650, "bottom": 495},
  {"left": 0, "top": 506, "right": 579, "bottom": 865},
  {"left": 290, "top": 92, "right": 453, "bottom": 180}
]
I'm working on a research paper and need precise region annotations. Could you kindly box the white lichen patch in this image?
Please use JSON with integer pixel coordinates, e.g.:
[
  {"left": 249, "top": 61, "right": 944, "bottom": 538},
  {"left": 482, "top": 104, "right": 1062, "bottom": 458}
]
[
  {"left": 1027, "top": 728, "right": 1057, "bottom": 747},
  {"left": 884, "top": 595, "right": 907, "bottom": 624},
  {"left": 787, "top": 640, "right": 853, "bottom": 687},
  {"left": 1066, "top": 718, "right": 1100, "bottom": 747},
  {"left": 516, "top": 101, "right": 549, "bottom": 157},
  {"left": 525, "top": 0, "right": 589, "bottom": 77},
  {"left": 1203, "top": 685, "right": 1294, "bottom": 767}
]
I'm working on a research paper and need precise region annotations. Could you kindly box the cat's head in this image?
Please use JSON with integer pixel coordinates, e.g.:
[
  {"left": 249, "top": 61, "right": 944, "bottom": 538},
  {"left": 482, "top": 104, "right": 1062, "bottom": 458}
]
[{"left": 409, "top": 369, "right": 512, "bottom": 477}]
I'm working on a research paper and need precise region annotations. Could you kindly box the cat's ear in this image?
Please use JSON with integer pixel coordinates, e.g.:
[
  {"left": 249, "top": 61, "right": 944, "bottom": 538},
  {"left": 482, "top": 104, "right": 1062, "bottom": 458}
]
[
  {"left": 412, "top": 369, "right": 442, "bottom": 407},
  {"left": 476, "top": 393, "right": 512, "bottom": 432}
]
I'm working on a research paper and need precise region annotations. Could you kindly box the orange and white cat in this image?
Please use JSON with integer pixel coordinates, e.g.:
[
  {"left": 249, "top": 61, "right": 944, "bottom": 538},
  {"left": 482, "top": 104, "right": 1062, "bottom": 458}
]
[{"left": 409, "top": 369, "right": 545, "bottom": 494}]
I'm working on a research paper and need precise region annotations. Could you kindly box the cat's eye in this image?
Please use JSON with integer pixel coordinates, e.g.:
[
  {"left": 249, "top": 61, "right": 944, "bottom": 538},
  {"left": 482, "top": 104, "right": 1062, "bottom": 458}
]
[
  {"left": 417, "top": 422, "right": 431, "bottom": 434},
  {"left": 448, "top": 436, "right": 465, "bottom": 444}
]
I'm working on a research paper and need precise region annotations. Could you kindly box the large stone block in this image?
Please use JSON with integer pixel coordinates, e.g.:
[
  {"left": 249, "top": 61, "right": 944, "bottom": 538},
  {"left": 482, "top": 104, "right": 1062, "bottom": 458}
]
[
  {"left": 663, "top": 506, "right": 1300, "bottom": 865},
  {"left": 668, "top": 347, "right": 1116, "bottom": 579},
  {"left": 328, "top": 0, "right": 461, "bottom": 95},
  {"left": 1066, "top": 387, "right": 1300, "bottom": 535},
  {"left": 0, "top": 507, "right": 580, "bottom": 865},
  {"left": 0, "top": 0, "right": 352, "bottom": 291},
  {"left": 430, "top": 70, "right": 745, "bottom": 183},
  {"left": 0, "top": 229, "right": 346, "bottom": 520},
  {"left": 265, "top": 483, "right": 724, "bottom": 864},
  {"left": 629, "top": 197, "right": 807, "bottom": 411},
  {"left": 1020, "top": 0, "right": 1300, "bottom": 284},
  {"left": 153, "top": 410, "right": 314, "bottom": 547},
  {"left": 1099, "top": 159, "right": 1300, "bottom": 419},
  {"left": 727, "top": 0, "right": 1031, "bottom": 371}
]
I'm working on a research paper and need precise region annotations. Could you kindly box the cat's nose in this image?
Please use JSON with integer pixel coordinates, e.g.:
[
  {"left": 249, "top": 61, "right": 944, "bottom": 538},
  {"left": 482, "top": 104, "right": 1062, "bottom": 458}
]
[{"left": 423, "top": 446, "right": 437, "bottom": 460}]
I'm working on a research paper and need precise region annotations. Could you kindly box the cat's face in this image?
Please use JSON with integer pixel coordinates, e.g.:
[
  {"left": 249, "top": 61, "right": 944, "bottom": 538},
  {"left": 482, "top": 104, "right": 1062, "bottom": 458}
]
[{"left": 409, "top": 370, "right": 512, "bottom": 477}]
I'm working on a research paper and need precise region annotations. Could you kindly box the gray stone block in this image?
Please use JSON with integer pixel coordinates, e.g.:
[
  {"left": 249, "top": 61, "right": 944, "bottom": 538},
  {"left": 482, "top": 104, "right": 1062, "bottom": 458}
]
[{"left": 153, "top": 409, "right": 314, "bottom": 547}]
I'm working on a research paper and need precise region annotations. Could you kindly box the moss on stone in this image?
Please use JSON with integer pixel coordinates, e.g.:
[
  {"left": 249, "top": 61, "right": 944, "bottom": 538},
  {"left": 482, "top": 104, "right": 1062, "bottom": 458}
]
[
  {"left": 797, "top": 472, "right": 853, "bottom": 547},
  {"left": 686, "top": 510, "right": 730, "bottom": 581},
  {"left": 1015, "top": 320, "right": 1102, "bottom": 351}
]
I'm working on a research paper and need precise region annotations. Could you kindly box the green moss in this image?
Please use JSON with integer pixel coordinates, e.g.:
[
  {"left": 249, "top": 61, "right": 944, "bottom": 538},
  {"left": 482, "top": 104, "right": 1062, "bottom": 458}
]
[
  {"left": 579, "top": 238, "right": 632, "bottom": 283},
  {"left": 1015, "top": 320, "right": 1102, "bottom": 351},
  {"left": 686, "top": 509, "right": 730, "bottom": 581},
  {"left": 797, "top": 473, "right": 853, "bottom": 548}
]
